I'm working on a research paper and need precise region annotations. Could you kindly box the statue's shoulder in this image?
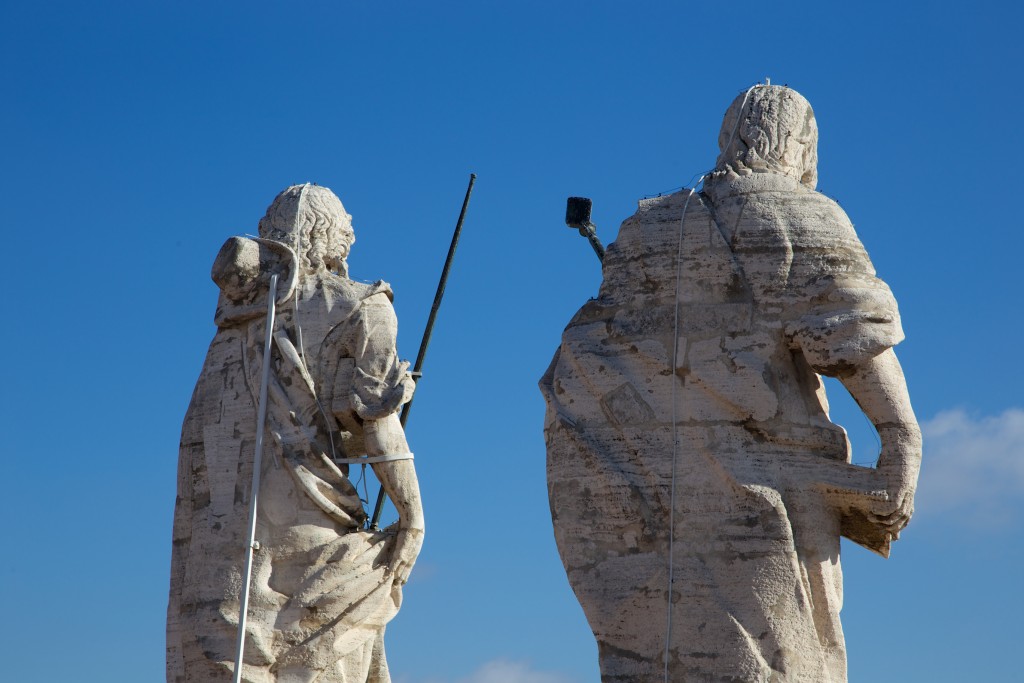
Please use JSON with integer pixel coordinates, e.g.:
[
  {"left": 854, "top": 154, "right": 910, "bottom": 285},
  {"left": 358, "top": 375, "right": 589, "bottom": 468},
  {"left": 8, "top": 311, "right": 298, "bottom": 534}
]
[
  {"left": 803, "top": 185, "right": 850, "bottom": 214},
  {"left": 801, "top": 189, "right": 858, "bottom": 239},
  {"left": 625, "top": 191, "right": 705, "bottom": 232},
  {"left": 635, "top": 191, "right": 690, "bottom": 217},
  {"left": 211, "top": 236, "right": 295, "bottom": 328},
  {"left": 324, "top": 275, "right": 395, "bottom": 304},
  {"left": 317, "top": 278, "right": 399, "bottom": 357},
  {"left": 707, "top": 174, "right": 855, "bottom": 229},
  {"left": 637, "top": 192, "right": 682, "bottom": 210}
]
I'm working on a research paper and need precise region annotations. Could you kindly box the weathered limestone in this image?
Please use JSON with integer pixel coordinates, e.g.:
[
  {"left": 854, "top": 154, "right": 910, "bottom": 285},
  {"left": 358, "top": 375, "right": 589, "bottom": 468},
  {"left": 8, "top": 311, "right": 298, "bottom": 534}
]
[
  {"left": 168, "top": 184, "right": 424, "bottom": 683},
  {"left": 540, "top": 86, "right": 921, "bottom": 682}
]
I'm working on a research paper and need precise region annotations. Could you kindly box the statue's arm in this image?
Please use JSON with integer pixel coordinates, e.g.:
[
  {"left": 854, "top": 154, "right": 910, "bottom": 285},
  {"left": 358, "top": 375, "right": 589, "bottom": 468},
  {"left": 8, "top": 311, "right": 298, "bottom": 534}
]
[
  {"left": 365, "top": 415, "right": 424, "bottom": 584},
  {"left": 348, "top": 292, "right": 424, "bottom": 583},
  {"left": 836, "top": 348, "right": 922, "bottom": 539}
]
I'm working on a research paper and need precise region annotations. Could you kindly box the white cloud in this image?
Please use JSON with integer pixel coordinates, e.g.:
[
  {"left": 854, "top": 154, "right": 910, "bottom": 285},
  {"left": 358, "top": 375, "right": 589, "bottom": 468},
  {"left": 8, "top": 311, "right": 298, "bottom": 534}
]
[
  {"left": 398, "top": 659, "right": 577, "bottom": 683},
  {"left": 455, "top": 660, "right": 576, "bottom": 683},
  {"left": 916, "top": 408, "right": 1024, "bottom": 525}
]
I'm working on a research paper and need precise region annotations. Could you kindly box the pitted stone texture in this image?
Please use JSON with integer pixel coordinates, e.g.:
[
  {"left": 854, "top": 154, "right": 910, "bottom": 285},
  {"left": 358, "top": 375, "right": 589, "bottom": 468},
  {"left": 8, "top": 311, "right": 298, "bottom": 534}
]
[
  {"left": 168, "top": 184, "right": 424, "bottom": 683},
  {"left": 541, "top": 86, "right": 921, "bottom": 683}
]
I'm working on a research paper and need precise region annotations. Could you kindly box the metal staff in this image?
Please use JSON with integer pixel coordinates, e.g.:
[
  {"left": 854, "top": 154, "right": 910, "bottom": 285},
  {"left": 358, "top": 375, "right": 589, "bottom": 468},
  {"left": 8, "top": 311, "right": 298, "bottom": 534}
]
[
  {"left": 233, "top": 273, "right": 279, "bottom": 683},
  {"left": 369, "top": 172, "right": 476, "bottom": 529}
]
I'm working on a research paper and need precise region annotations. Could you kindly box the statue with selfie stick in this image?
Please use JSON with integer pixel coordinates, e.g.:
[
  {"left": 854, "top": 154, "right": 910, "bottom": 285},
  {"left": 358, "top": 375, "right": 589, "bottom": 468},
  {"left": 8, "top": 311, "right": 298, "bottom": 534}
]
[{"left": 542, "top": 85, "right": 921, "bottom": 682}]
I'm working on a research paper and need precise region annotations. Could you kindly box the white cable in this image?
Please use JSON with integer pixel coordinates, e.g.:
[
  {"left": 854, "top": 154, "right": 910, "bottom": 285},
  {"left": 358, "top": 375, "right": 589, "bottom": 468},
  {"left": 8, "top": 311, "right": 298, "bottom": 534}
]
[
  {"left": 719, "top": 84, "right": 760, "bottom": 177},
  {"left": 332, "top": 453, "right": 415, "bottom": 465},
  {"left": 662, "top": 84, "right": 761, "bottom": 681},
  {"left": 291, "top": 185, "right": 340, "bottom": 463},
  {"left": 663, "top": 177, "right": 703, "bottom": 682}
]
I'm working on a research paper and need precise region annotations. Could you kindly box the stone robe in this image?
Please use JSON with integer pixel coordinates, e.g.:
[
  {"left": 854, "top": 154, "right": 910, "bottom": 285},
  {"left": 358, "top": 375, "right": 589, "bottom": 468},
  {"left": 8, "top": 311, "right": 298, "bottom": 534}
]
[
  {"left": 168, "top": 240, "right": 414, "bottom": 683},
  {"left": 540, "top": 173, "right": 903, "bottom": 682}
]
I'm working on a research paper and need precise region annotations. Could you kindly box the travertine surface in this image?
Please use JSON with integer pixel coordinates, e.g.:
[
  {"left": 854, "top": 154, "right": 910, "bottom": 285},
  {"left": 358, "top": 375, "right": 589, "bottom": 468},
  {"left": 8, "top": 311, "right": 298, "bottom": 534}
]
[
  {"left": 540, "top": 86, "right": 921, "bottom": 682},
  {"left": 168, "top": 184, "right": 424, "bottom": 683}
]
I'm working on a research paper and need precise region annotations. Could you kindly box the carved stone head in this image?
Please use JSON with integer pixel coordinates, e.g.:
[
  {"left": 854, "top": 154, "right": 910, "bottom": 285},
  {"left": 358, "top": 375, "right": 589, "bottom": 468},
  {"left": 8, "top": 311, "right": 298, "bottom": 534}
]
[
  {"left": 258, "top": 184, "right": 355, "bottom": 274},
  {"left": 714, "top": 85, "right": 819, "bottom": 189}
]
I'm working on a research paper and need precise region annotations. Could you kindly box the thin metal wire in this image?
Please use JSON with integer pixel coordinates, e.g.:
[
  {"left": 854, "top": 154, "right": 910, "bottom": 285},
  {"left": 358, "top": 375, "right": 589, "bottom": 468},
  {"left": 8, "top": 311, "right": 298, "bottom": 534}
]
[
  {"left": 361, "top": 464, "right": 369, "bottom": 504},
  {"left": 292, "top": 186, "right": 339, "bottom": 463},
  {"left": 663, "top": 179, "right": 702, "bottom": 682},
  {"left": 663, "top": 84, "right": 759, "bottom": 681},
  {"left": 719, "top": 84, "right": 760, "bottom": 174}
]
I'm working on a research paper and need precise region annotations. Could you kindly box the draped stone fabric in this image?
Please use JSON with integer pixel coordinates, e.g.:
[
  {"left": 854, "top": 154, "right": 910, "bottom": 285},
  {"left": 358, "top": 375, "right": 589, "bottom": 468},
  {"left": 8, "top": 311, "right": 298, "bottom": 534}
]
[
  {"left": 541, "top": 90, "right": 911, "bottom": 682},
  {"left": 169, "top": 191, "right": 417, "bottom": 683}
]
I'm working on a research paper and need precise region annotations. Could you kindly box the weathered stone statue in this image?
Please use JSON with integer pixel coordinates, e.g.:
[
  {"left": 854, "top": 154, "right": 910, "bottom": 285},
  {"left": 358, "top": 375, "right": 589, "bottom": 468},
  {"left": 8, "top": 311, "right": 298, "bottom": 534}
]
[
  {"left": 168, "top": 184, "right": 424, "bottom": 683},
  {"left": 540, "top": 85, "right": 921, "bottom": 682}
]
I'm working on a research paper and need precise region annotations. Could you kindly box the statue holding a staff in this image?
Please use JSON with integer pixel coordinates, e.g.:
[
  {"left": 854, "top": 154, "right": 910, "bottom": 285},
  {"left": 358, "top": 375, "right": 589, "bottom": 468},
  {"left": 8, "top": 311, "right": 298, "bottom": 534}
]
[{"left": 168, "top": 184, "right": 424, "bottom": 683}]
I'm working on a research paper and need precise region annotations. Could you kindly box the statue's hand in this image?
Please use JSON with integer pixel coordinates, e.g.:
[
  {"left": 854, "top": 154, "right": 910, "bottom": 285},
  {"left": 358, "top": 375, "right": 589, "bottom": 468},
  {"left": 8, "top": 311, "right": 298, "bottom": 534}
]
[
  {"left": 387, "top": 527, "right": 424, "bottom": 585},
  {"left": 869, "top": 441, "right": 921, "bottom": 541},
  {"left": 869, "top": 486, "right": 914, "bottom": 541}
]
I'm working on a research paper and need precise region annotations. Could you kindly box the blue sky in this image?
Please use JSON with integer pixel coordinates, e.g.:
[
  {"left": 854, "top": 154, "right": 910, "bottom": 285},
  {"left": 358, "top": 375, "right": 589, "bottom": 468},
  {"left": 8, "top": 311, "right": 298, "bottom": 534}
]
[{"left": 2, "top": 2, "right": 1021, "bottom": 681}]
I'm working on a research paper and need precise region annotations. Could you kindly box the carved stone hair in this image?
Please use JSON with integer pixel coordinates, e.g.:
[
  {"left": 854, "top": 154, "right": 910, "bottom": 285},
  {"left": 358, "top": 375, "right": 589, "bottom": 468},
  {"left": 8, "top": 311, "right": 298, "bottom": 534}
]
[
  {"left": 713, "top": 85, "right": 818, "bottom": 189},
  {"left": 258, "top": 184, "right": 355, "bottom": 274}
]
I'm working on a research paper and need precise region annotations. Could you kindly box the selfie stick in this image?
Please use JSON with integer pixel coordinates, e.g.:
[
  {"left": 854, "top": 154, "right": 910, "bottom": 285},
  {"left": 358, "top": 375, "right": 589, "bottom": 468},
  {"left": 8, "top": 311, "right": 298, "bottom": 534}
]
[{"left": 565, "top": 196, "right": 605, "bottom": 261}]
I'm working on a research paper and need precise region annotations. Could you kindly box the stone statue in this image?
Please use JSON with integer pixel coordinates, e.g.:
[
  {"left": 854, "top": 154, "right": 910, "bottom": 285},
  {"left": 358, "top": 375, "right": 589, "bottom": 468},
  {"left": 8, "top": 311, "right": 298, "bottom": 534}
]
[
  {"left": 168, "top": 184, "right": 424, "bottom": 683},
  {"left": 540, "top": 85, "right": 921, "bottom": 682}
]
